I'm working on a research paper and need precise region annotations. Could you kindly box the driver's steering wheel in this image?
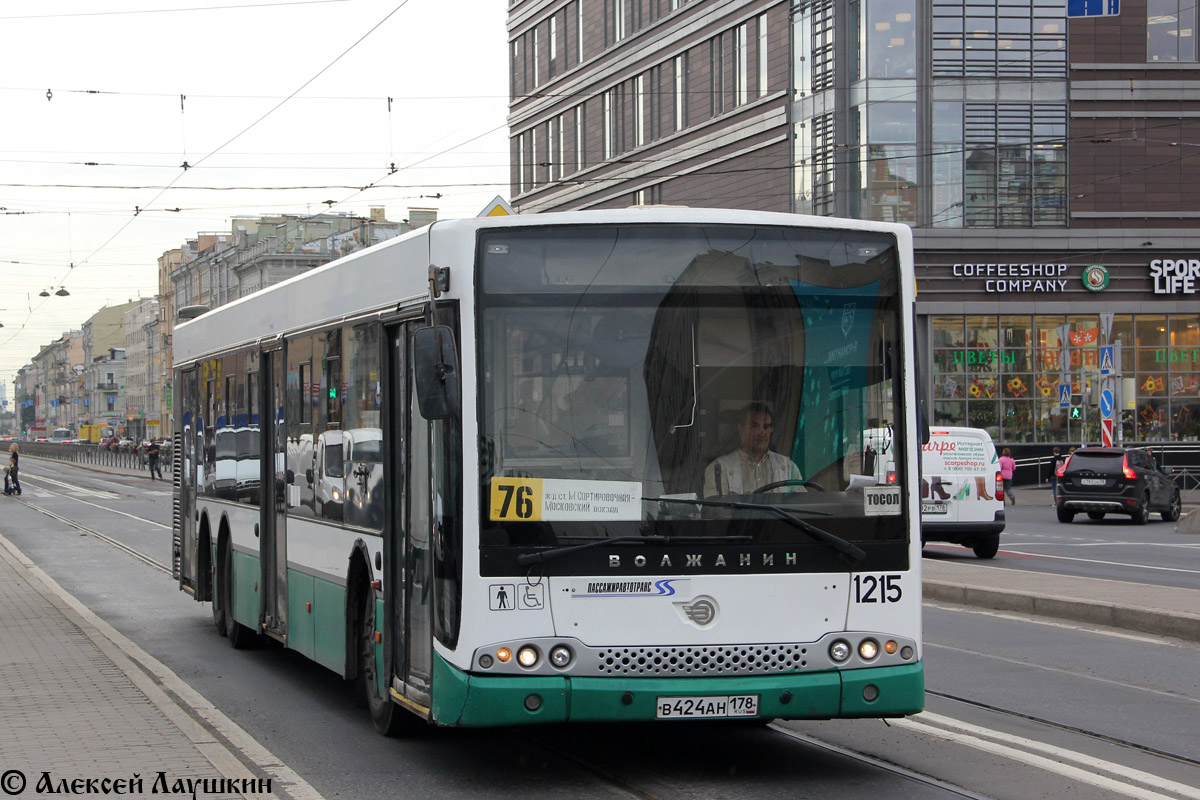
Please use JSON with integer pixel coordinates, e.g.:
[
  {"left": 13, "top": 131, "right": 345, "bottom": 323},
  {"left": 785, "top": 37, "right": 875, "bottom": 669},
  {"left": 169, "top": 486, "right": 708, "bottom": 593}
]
[{"left": 751, "top": 478, "right": 825, "bottom": 493}]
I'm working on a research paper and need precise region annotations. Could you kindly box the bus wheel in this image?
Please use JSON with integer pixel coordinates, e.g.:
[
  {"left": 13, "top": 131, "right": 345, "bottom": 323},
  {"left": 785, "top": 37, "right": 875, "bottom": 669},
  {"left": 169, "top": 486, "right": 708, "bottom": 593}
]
[
  {"left": 222, "top": 539, "right": 257, "bottom": 649},
  {"left": 208, "top": 535, "right": 227, "bottom": 637},
  {"left": 971, "top": 535, "right": 999, "bottom": 559},
  {"left": 357, "top": 587, "right": 407, "bottom": 736}
]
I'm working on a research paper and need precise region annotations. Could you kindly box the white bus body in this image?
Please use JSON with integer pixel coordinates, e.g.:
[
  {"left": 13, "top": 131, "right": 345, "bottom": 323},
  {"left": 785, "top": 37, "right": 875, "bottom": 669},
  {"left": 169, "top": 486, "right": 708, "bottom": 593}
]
[{"left": 172, "top": 208, "right": 923, "bottom": 732}]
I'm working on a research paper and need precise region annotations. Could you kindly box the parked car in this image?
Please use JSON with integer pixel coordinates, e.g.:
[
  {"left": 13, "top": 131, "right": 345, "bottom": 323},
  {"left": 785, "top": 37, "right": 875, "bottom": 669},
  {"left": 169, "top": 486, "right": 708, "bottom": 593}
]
[{"left": 1056, "top": 447, "right": 1181, "bottom": 524}]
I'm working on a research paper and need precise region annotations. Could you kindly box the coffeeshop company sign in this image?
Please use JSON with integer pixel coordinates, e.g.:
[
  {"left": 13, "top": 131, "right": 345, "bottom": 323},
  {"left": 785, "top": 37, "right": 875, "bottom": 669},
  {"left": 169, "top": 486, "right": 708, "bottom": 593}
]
[{"left": 951, "top": 263, "right": 1069, "bottom": 294}]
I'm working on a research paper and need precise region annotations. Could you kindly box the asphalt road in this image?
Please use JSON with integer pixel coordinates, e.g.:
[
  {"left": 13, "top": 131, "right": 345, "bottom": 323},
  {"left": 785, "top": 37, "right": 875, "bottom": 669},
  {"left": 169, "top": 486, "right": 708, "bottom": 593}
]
[
  {"left": 2, "top": 459, "right": 1197, "bottom": 800},
  {"left": 924, "top": 490, "right": 1200, "bottom": 590}
]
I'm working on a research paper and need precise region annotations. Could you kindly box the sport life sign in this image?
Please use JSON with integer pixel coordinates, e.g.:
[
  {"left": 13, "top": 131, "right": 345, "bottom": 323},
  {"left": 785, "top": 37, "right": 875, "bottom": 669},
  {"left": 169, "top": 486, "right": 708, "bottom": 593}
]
[{"left": 1149, "top": 259, "right": 1200, "bottom": 294}]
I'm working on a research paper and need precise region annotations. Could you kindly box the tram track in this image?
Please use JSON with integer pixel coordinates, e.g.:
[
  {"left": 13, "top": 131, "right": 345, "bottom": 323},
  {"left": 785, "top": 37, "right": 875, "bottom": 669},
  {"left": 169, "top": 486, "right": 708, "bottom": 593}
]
[
  {"left": 11, "top": 493, "right": 171, "bottom": 576},
  {"left": 928, "top": 688, "right": 1200, "bottom": 770}
]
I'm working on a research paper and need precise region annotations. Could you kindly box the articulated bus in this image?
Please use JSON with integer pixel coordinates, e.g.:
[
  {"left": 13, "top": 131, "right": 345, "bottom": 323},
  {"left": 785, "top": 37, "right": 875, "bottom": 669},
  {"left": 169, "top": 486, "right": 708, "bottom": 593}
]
[{"left": 171, "top": 208, "right": 923, "bottom": 733}]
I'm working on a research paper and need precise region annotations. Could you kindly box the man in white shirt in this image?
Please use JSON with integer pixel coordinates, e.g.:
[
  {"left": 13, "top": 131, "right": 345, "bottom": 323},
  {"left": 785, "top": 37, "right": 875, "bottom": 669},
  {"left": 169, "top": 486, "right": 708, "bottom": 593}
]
[{"left": 703, "top": 402, "right": 802, "bottom": 497}]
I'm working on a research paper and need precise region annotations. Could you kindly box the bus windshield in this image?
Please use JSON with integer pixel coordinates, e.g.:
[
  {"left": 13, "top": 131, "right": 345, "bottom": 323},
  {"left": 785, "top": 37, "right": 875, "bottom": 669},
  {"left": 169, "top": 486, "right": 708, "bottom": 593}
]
[{"left": 478, "top": 223, "right": 909, "bottom": 575}]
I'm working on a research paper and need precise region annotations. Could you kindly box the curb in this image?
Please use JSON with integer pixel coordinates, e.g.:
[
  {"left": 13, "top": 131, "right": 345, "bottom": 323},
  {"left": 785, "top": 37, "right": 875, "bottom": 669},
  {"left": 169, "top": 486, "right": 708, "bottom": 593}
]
[{"left": 924, "top": 580, "right": 1200, "bottom": 643}]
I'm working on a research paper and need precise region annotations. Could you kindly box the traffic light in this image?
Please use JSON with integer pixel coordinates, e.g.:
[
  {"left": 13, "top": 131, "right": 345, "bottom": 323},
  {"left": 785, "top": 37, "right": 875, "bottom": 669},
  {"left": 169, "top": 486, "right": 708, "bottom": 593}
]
[
  {"left": 1070, "top": 393, "right": 1083, "bottom": 406},
  {"left": 1070, "top": 406, "right": 1082, "bottom": 419}
]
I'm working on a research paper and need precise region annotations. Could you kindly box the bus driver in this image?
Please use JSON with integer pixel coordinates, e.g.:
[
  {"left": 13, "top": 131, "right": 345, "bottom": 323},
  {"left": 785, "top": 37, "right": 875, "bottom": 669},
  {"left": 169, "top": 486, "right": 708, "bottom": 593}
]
[{"left": 703, "top": 402, "right": 802, "bottom": 497}]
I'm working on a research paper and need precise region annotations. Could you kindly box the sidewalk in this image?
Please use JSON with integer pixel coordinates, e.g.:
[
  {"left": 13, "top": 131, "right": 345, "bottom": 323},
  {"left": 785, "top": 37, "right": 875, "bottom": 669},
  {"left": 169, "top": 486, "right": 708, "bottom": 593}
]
[
  {"left": 923, "top": 557, "right": 1200, "bottom": 643},
  {"left": 0, "top": 534, "right": 318, "bottom": 800}
]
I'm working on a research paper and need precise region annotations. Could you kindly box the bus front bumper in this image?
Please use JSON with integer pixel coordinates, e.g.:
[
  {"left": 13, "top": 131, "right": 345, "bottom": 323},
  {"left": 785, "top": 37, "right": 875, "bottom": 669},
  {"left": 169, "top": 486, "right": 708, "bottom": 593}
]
[{"left": 430, "top": 653, "right": 923, "bottom": 727}]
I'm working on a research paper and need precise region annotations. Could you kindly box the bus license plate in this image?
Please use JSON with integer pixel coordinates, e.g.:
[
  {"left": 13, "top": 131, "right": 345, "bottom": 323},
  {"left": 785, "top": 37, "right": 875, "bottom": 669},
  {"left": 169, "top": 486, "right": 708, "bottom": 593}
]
[
  {"left": 656, "top": 695, "right": 759, "bottom": 719},
  {"left": 921, "top": 502, "right": 947, "bottom": 514}
]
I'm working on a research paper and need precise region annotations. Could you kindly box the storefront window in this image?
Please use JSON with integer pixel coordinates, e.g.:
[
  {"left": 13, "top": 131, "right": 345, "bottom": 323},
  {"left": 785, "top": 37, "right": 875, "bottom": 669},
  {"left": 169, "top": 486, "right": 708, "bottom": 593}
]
[
  {"left": 930, "top": 312, "right": 1199, "bottom": 443},
  {"left": 1136, "top": 315, "right": 1168, "bottom": 348}
]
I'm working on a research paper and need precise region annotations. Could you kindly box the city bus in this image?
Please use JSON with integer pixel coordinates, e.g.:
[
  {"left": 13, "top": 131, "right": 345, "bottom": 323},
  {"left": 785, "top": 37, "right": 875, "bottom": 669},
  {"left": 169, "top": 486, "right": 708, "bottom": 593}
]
[{"left": 171, "top": 207, "right": 924, "bottom": 734}]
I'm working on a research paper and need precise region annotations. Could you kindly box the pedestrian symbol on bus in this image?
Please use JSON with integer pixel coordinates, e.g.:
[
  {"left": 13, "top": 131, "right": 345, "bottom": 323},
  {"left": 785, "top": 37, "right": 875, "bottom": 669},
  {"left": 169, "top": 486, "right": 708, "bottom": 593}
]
[
  {"left": 1100, "top": 346, "right": 1114, "bottom": 375},
  {"left": 490, "top": 584, "right": 516, "bottom": 611},
  {"left": 1059, "top": 384, "right": 1071, "bottom": 408}
]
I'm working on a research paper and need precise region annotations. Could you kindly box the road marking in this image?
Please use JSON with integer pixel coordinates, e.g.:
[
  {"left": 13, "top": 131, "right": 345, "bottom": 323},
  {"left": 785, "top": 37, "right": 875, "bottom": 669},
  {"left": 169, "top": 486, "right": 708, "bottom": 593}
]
[
  {"left": 895, "top": 711, "right": 1199, "bottom": 800},
  {"left": 22, "top": 474, "right": 119, "bottom": 499},
  {"left": 16, "top": 482, "right": 170, "bottom": 530},
  {"left": 996, "top": 548, "right": 1200, "bottom": 575}
]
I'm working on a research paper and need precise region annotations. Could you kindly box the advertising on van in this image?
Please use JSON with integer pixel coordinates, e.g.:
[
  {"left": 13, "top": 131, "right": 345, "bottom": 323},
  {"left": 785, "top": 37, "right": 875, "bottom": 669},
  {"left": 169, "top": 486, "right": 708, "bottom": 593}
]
[{"left": 920, "top": 427, "right": 1005, "bottom": 559}]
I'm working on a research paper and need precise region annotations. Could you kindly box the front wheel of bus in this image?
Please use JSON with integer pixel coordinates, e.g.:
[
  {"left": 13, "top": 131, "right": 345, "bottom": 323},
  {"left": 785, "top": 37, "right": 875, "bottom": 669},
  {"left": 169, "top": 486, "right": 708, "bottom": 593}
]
[{"left": 357, "top": 587, "right": 413, "bottom": 736}]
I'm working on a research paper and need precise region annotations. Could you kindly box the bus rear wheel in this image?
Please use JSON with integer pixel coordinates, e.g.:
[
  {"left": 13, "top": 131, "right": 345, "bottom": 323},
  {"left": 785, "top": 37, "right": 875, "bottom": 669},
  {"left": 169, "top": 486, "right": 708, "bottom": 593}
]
[
  {"left": 220, "top": 538, "right": 257, "bottom": 649},
  {"left": 357, "top": 586, "right": 417, "bottom": 736}
]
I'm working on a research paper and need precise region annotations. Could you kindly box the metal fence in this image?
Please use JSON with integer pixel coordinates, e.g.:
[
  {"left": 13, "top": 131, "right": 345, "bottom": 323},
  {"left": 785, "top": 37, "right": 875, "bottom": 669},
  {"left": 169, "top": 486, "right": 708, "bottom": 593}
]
[{"left": 14, "top": 442, "right": 174, "bottom": 475}]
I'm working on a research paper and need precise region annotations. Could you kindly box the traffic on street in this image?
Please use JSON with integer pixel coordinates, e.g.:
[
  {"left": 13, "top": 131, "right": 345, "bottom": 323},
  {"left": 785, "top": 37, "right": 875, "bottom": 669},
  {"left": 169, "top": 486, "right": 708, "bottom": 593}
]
[{"left": 2, "top": 456, "right": 1196, "bottom": 800}]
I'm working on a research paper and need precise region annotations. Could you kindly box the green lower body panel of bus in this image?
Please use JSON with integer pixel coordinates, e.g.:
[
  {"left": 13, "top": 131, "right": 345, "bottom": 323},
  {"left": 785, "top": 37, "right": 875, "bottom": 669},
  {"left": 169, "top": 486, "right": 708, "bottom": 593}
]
[{"left": 431, "top": 653, "right": 923, "bottom": 727}]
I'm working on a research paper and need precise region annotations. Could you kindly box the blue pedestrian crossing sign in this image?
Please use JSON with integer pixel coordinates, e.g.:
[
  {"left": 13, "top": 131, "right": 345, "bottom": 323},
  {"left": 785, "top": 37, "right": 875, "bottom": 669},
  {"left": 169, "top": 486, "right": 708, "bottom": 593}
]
[
  {"left": 1099, "top": 345, "right": 1114, "bottom": 375},
  {"left": 1059, "top": 383, "right": 1072, "bottom": 408},
  {"left": 1100, "top": 388, "right": 1114, "bottom": 418},
  {"left": 1068, "top": 0, "right": 1118, "bottom": 16}
]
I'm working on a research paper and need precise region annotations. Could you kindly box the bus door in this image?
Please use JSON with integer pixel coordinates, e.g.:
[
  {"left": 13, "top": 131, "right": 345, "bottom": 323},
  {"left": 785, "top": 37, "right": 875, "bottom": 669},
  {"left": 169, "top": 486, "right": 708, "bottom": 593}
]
[
  {"left": 174, "top": 368, "right": 199, "bottom": 593},
  {"left": 385, "top": 322, "right": 433, "bottom": 705},
  {"left": 259, "top": 347, "right": 289, "bottom": 639}
]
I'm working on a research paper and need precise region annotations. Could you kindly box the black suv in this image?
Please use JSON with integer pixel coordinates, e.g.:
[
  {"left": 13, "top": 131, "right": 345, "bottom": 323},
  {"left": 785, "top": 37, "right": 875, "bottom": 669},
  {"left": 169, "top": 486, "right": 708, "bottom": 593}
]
[{"left": 1056, "top": 447, "right": 1181, "bottom": 524}]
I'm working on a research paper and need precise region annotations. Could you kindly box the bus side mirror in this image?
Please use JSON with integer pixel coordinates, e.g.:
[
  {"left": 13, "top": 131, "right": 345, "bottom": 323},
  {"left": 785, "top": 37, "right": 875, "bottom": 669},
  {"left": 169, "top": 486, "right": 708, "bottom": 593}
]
[{"left": 414, "top": 325, "right": 461, "bottom": 421}]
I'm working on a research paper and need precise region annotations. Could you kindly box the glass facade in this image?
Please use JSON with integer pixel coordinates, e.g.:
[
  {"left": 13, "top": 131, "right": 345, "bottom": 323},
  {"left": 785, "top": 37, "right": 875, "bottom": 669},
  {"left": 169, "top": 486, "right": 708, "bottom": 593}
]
[
  {"left": 931, "top": 314, "right": 1200, "bottom": 444},
  {"left": 791, "top": 0, "right": 1067, "bottom": 227}
]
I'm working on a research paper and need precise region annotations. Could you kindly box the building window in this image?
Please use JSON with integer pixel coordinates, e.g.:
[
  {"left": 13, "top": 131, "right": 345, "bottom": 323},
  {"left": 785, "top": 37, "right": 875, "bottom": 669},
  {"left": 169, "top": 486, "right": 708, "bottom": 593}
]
[
  {"left": 758, "top": 13, "right": 768, "bottom": 96},
  {"left": 674, "top": 54, "right": 686, "bottom": 130},
  {"left": 710, "top": 35, "right": 724, "bottom": 117},
  {"left": 634, "top": 75, "right": 645, "bottom": 147},
  {"left": 550, "top": 14, "right": 557, "bottom": 65},
  {"left": 853, "top": 102, "right": 918, "bottom": 224},
  {"left": 811, "top": 0, "right": 835, "bottom": 92},
  {"left": 604, "top": 90, "right": 614, "bottom": 159},
  {"left": 532, "top": 27, "right": 539, "bottom": 86},
  {"left": 577, "top": 0, "right": 584, "bottom": 63},
  {"left": 932, "top": 0, "right": 1065, "bottom": 78},
  {"left": 734, "top": 23, "right": 749, "bottom": 106},
  {"left": 531, "top": 127, "right": 539, "bottom": 187},
  {"left": 1148, "top": 0, "right": 1198, "bottom": 62},
  {"left": 866, "top": 0, "right": 916, "bottom": 78},
  {"left": 960, "top": 104, "right": 1066, "bottom": 228},
  {"left": 575, "top": 105, "right": 585, "bottom": 171},
  {"left": 516, "top": 132, "right": 525, "bottom": 193}
]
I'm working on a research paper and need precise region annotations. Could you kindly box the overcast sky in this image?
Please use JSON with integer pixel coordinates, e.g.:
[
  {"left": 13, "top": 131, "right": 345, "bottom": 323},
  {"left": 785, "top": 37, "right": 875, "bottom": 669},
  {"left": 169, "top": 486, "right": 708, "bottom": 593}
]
[{"left": 0, "top": 0, "right": 509, "bottom": 396}]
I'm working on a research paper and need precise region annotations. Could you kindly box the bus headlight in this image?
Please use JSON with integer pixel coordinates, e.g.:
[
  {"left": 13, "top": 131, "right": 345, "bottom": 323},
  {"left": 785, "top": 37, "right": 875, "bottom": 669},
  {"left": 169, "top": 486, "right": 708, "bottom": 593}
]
[
  {"left": 858, "top": 639, "right": 880, "bottom": 661},
  {"left": 829, "top": 640, "right": 851, "bottom": 663},
  {"left": 549, "top": 645, "right": 573, "bottom": 669},
  {"left": 516, "top": 645, "right": 540, "bottom": 668}
]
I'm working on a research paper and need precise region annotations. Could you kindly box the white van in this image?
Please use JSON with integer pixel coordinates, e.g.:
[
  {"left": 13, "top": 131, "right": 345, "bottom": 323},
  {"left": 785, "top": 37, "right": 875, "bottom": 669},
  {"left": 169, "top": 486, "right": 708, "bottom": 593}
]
[{"left": 920, "top": 426, "right": 1005, "bottom": 559}]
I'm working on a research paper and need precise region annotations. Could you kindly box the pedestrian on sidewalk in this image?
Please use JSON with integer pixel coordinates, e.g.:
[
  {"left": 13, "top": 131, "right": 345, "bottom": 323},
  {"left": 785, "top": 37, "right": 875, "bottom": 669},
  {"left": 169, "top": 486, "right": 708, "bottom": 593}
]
[
  {"left": 1050, "top": 446, "right": 1065, "bottom": 501},
  {"left": 8, "top": 443, "right": 21, "bottom": 496},
  {"left": 999, "top": 447, "right": 1016, "bottom": 505},
  {"left": 146, "top": 439, "right": 162, "bottom": 480}
]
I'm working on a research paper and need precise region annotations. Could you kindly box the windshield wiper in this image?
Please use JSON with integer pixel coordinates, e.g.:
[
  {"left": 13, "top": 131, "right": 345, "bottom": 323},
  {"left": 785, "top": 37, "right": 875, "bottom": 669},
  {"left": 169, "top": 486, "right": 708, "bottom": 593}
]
[
  {"left": 516, "top": 536, "right": 668, "bottom": 566},
  {"left": 645, "top": 496, "right": 865, "bottom": 567}
]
